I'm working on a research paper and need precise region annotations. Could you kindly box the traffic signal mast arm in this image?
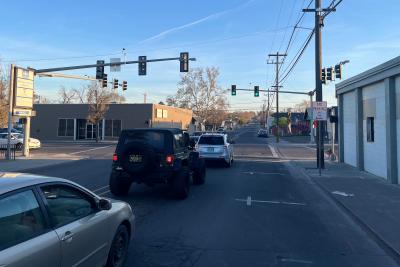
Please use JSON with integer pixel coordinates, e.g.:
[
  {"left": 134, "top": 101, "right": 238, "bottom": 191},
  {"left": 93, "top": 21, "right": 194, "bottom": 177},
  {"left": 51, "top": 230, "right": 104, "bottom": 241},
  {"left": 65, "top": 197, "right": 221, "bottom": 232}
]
[
  {"left": 231, "top": 87, "right": 311, "bottom": 95},
  {"left": 32, "top": 55, "right": 196, "bottom": 74}
]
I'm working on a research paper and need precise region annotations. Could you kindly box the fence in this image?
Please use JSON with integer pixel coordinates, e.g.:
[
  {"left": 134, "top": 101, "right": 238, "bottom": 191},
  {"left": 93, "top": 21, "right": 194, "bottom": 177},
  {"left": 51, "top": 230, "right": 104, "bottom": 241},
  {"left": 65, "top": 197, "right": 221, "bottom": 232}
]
[{"left": 0, "top": 144, "right": 19, "bottom": 160}]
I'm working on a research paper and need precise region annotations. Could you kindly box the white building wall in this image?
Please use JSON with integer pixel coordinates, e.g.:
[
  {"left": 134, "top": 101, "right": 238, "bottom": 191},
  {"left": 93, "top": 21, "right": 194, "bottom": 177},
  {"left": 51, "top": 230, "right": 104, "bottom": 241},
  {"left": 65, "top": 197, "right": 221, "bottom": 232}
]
[
  {"left": 362, "top": 81, "right": 387, "bottom": 179},
  {"left": 396, "top": 76, "right": 400, "bottom": 180},
  {"left": 343, "top": 91, "right": 357, "bottom": 167}
]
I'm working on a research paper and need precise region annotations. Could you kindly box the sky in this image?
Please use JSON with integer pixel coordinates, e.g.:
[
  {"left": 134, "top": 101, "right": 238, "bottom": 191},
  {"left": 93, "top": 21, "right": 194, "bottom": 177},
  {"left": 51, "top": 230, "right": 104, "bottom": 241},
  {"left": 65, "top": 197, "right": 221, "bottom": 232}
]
[{"left": 1, "top": 0, "right": 400, "bottom": 112}]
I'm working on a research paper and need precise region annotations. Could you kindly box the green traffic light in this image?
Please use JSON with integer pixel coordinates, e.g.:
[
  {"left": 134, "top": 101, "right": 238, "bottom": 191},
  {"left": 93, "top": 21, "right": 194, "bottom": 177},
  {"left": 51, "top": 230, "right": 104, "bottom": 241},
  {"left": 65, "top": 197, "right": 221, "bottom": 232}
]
[{"left": 232, "top": 90, "right": 236, "bottom": 96}]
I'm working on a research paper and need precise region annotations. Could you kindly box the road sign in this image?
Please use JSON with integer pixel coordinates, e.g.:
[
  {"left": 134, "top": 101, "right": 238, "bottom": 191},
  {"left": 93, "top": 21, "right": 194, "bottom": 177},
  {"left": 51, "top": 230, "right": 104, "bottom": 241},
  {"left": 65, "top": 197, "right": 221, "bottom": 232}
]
[
  {"left": 312, "top": 101, "right": 327, "bottom": 121},
  {"left": 13, "top": 67, "right": 34, "bottom": 115},
  {"left": 13, "top": 109, "right": 35, "bottom": 117},
  {"left": 110, "top": 58, "right": 121, "bottom": 72}
]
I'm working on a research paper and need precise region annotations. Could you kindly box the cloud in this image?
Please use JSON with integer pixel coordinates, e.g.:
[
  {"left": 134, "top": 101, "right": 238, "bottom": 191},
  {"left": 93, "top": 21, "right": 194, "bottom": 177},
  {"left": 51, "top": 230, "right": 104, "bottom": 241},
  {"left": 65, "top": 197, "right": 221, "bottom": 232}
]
[{"left": 140, "top": 0, "right": 256, "bottom": 44}]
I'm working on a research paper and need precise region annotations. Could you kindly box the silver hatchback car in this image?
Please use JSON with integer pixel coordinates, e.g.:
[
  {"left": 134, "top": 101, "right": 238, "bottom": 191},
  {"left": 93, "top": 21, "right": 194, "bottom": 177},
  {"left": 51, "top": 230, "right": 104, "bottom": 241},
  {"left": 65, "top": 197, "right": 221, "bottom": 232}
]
[{"left": 0, "top": 172, "right": 135, "bottom": 267}]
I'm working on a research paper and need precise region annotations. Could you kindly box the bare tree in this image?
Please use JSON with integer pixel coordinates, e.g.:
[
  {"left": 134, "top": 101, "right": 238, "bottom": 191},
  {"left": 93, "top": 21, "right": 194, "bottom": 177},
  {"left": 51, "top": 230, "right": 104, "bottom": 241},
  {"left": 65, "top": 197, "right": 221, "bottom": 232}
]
[
  {"left": 167, "top": 67, "right": 228, "bottom": 127},
  {"left": 0, "top": 64, "right": 9, "bottom": 128},
  {"left": 58, "top": 86, "right": 76, "bottom": 104},
  {"left": 86, "top": 82, "right": 112, "bottom": 142},
  {"left": 73, "top": 87, "right": 87, "bottom": 103}
]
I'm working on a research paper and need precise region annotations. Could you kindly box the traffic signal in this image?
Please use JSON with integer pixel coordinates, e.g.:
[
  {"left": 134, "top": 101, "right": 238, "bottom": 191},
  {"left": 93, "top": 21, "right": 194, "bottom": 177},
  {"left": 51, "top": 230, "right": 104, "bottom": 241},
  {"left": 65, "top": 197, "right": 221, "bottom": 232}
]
[
  {"left": 321, "top": 68, "right": 327, "bottom": 84},
  {"left": 138, "top": 56, "right": 147, "bottom": 76},
  {"left": 122, "top": 81, "right": 127, "bottom": 91},
  {"left": 180, "top": 52, "right": 189, "bottom": 72},
  {"left": 335, "top": 64, "right": 342, "bottom": 79},
  {"left": 327, "top": 67, "right": 334, "bottom": 81},
  {"left": 231, "top": 85, "right": 236, "bottom": 96},
  {"left": 254, "top": 86, "right": 259, "bottom": 97},
  {"left": 102, "top": 73, "right": 108, "bottom": 88},
  {"left": 113, "top": 79, "right": 119, "bottom": 89},
  {"left": 96, "top": 60, "right": 105, "bottom": 80}
]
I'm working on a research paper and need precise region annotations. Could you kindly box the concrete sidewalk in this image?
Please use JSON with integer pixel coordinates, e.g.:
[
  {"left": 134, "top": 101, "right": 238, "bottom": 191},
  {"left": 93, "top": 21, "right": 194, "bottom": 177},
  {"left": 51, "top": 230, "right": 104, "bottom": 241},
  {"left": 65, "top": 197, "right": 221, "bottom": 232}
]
[
  {"left": 0, "top": 153, "right": 85, "bottom": 172},
  {"left": 270, "top": 138, "right": 400, "bottom": 261}
]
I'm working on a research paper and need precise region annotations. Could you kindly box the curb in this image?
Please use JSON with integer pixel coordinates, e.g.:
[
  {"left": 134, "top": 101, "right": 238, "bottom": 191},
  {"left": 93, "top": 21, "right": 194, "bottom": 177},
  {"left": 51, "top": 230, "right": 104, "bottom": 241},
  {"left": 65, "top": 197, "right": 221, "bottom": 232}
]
[{"left": 270, "top": 142, "right": 400, "bottom": 265}]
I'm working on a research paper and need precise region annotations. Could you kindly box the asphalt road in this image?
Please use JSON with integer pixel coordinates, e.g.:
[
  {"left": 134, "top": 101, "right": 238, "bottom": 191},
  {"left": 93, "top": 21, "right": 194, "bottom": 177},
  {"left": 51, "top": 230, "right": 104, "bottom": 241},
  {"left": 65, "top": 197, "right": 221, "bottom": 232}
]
[{"left": 26, "top": 125, "right": 397, "bottom": 267}]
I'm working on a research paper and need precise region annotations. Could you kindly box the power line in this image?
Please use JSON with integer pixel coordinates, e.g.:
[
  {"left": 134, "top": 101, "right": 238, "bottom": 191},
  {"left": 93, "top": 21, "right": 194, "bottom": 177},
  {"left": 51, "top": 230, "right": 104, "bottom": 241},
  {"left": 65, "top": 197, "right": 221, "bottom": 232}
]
[
  {"left": 278, "top": 0, "right": 314, "bottom": 73},
  {"left": 279, "top": 29, "right": 315, "bottom": 84},
  {"left": 277, "top": 0, "right": 298, "bottom": 52}
]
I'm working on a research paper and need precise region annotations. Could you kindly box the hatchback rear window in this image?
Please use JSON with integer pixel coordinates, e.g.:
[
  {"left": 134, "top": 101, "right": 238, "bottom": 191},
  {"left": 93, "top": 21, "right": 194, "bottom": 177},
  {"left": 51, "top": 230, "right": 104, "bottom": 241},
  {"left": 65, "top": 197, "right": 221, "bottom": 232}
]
[
  {"left": 119, "top": 131, "right": 165, "bottom": 151},
  {"left": 198, "top": 135, "right": 224, "bottom": 145}
]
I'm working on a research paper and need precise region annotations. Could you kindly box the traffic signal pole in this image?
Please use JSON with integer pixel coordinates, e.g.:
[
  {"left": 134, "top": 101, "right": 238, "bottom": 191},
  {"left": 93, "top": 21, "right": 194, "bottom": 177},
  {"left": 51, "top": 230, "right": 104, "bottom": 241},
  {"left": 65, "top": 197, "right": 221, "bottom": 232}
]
[
  {"left": 303, "top": 0, "right": 335, "bottom": 170},
  {"left": 315, "top": 0, "right": 324, "bottom": 169}
]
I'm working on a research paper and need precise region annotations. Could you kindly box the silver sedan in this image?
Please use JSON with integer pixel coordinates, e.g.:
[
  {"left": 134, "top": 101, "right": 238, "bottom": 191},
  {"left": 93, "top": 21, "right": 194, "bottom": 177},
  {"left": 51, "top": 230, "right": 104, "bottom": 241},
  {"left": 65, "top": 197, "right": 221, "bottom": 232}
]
[{"left": 0, "top": 172, "right": 135, "bottom": 267}]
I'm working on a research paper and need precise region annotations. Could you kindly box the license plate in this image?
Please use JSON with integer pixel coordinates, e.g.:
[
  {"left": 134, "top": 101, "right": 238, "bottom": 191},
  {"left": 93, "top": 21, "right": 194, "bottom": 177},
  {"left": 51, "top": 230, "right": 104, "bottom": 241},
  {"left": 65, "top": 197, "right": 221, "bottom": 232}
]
[
  {"left": 129, "top": 155, "right": 142, "bottom": 163},
  {"left": 207, "top": 147, "right": 214, "bottom": 152}
]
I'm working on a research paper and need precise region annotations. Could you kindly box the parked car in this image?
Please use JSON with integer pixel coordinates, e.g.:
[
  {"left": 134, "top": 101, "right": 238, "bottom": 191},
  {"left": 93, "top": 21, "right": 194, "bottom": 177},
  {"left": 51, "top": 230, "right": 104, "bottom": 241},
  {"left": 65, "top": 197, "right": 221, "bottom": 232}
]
[
  {"left": 257, "top": 129, "right": 269, "bottom": 138},
  {"left": 0, "top": 133, "right": 41, "bottom": 149},
  {"left": 196, "top": 133, "right": 234, "bottom": 167},
  {"left": 0, "top": 128, "right": 22, "bottom": 134},
  {"left": 0, "top": 172, "right": 135, "bottom": 267},
  {"left": 110, "top": 128, "right": 206, "bottom": 199}
]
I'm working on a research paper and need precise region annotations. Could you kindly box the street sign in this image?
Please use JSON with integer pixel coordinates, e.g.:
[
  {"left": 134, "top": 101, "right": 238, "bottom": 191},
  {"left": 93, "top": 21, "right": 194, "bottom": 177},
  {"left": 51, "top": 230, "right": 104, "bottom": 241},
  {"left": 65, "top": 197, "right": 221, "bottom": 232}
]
[
  {"left": 312, "top": 101, "right": 327, "bottom": 121},
  {"left": 110, "top": 58, "right": 121, "bottom": 72},
  {"left": 13, "top": 109, "right": 35, "bottom": 117},
  {"left": 13, "top": 67, "right": 34, "bottom": 115}
]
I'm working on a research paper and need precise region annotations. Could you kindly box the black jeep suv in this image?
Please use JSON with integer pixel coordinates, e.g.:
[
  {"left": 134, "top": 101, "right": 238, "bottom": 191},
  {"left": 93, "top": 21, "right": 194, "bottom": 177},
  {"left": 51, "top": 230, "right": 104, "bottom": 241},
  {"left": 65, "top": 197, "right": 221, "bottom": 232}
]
[{"left": 109, "top": 128, "right": 206, "bottom": 199}]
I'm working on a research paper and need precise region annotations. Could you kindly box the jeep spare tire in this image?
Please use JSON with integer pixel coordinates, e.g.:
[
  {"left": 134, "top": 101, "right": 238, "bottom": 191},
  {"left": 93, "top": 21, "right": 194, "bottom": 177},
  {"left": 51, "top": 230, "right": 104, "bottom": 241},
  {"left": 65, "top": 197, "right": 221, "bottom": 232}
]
[{"left": 121, "top": 141, "right": 156, "bottom": 175}]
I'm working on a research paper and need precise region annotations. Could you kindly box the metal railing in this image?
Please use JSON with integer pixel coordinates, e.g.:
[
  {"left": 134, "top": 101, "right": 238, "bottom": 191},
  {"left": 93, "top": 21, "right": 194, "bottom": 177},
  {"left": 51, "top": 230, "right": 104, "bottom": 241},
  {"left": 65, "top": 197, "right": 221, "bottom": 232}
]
[{"left": 0, "top": 144, "right": 19, "bottom": 160}]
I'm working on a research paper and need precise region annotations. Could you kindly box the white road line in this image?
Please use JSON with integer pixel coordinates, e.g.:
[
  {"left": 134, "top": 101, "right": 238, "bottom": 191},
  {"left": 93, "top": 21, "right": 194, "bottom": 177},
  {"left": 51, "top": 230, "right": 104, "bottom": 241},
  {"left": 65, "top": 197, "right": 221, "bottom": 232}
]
[
  {"left": 280, "top": 258, "right": 314, "bottom": 264},
  {"left": 242, "top": 171, "right": 284, "bottom": 176},
  {"left": 267, "top": 144, "right": 279, "bottom": 158},
  {"left": 236, "top": 198, "right": 306, "bottom": 206},
  {"left": 98, "top": 190, "right": 110, "bottom": 196},
  {"left": 92, "top": 185, "right": 110, "bottom": 193},
  {"left": 246, "top": 196, "right": 252, "bottom": 206},
  {"left": 69, "top": 145, "right": 113, "bottom": 155}
]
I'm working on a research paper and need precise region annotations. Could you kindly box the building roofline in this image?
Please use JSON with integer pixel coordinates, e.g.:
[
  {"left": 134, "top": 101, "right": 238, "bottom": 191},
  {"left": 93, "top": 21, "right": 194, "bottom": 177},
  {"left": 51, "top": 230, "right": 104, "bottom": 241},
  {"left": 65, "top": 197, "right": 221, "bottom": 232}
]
[{"left": 336, "top": 55, "right": 400, "bottom": 95}]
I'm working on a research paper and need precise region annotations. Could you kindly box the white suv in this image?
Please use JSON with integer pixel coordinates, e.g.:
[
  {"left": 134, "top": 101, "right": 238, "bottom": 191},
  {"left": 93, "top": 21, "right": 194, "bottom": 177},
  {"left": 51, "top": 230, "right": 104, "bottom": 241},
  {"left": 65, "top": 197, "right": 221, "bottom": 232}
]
[{"left": 196, "top": 134, "right": 234, "bottom": 167}]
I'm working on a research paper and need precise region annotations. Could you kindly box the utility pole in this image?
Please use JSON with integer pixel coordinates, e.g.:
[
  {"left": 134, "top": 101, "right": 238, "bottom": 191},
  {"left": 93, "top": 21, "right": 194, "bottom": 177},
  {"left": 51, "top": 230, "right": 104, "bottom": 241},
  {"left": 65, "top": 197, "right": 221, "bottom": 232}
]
[
  {"left": 268, "top": 52, "right": 286, "bottom": 143},
  {"left": 143, "top": 92, "right": 147, "bottom": 103},
  {"left": 303, "top": 0, "right": 335, "bottom": 169}
]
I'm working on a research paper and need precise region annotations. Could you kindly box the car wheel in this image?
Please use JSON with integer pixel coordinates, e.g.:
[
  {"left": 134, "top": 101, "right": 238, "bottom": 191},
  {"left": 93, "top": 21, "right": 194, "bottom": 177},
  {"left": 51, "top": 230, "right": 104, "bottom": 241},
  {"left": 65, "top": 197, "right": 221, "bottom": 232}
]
[
  {"left": 172, "top": 167, "right": 190, "bottom": 199},
  {"left": 106, "top": 225, "right": 130, "bottom": 267},
  {"left": 224, "top": 158, "right": 232, "bottom": 168},
  {"left": 109, "top": 172, "right": 131, "bottom": 196},
  {"left": 193, "top": 159, "right": 206, "bottom": 185}
]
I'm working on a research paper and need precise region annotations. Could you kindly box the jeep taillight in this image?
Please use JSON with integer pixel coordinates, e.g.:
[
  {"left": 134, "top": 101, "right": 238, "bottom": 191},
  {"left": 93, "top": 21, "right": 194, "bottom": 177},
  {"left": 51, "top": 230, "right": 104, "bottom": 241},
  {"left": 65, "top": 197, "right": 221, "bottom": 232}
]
[
  {"left": 166, "top": 155, "right": 174, "bottom": 165},
  {"left": 112, "top": 153, "right": 118, "bottom": 162}
]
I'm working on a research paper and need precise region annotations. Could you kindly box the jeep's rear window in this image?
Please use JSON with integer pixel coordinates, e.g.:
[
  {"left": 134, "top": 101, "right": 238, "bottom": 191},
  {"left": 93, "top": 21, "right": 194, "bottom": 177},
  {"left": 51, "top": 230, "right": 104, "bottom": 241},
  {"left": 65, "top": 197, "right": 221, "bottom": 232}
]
[
  {"left": 198, "top": 135, "right": 224, "bottom": 145},
  {"left": 119, "top": 131, "right": 165, "bottom": 151}
]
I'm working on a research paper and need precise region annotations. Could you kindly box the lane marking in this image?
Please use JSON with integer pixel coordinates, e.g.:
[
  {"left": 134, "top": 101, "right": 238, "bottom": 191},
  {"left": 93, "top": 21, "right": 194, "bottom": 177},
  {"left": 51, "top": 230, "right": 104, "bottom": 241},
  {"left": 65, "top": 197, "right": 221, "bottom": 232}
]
[
  {"left": 70, "top": 145, "right": 113, "bottom": 155},
  {"left": 280, "top": 258, "right": 314, "bottom": 264},
  {"left": 331, "top": 191, "right": 354, "bottom": 197},
  {"left": 242, "top": 171, "right": 284, "bottom": 176},
  {"left": 98, "top": 190, "right": 110, "bottom": 196},
  {"left": 92, "top": 185, "right": 110, "bottom": 193},
  {"left": 267, "top": 144, "right": 279, "bottom": 158},
  {"left": 246, "top": 196, "right": 251, "bottom": 206},
  {"left": 236, "top": 198, "right": 306, "bottom": 206}
]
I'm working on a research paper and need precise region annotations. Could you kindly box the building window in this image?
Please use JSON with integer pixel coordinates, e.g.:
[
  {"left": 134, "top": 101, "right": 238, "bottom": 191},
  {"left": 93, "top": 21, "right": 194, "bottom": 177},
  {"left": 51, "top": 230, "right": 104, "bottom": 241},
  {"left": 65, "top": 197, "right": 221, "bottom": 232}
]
[
  {"left": 105, "top": 120, "right": 113, "bottom": 137},
  {"left": 367, "top": 117, "right": 374, "bottom": 142},
  {"left": 105, "top": 119, "right": 122, "bottom": 137},
  {"left": 113, "top": 120, "right": 121, "bottom": 137},
  {"left": 58, "top": 119, "right": 74, "bottom": 137}
]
